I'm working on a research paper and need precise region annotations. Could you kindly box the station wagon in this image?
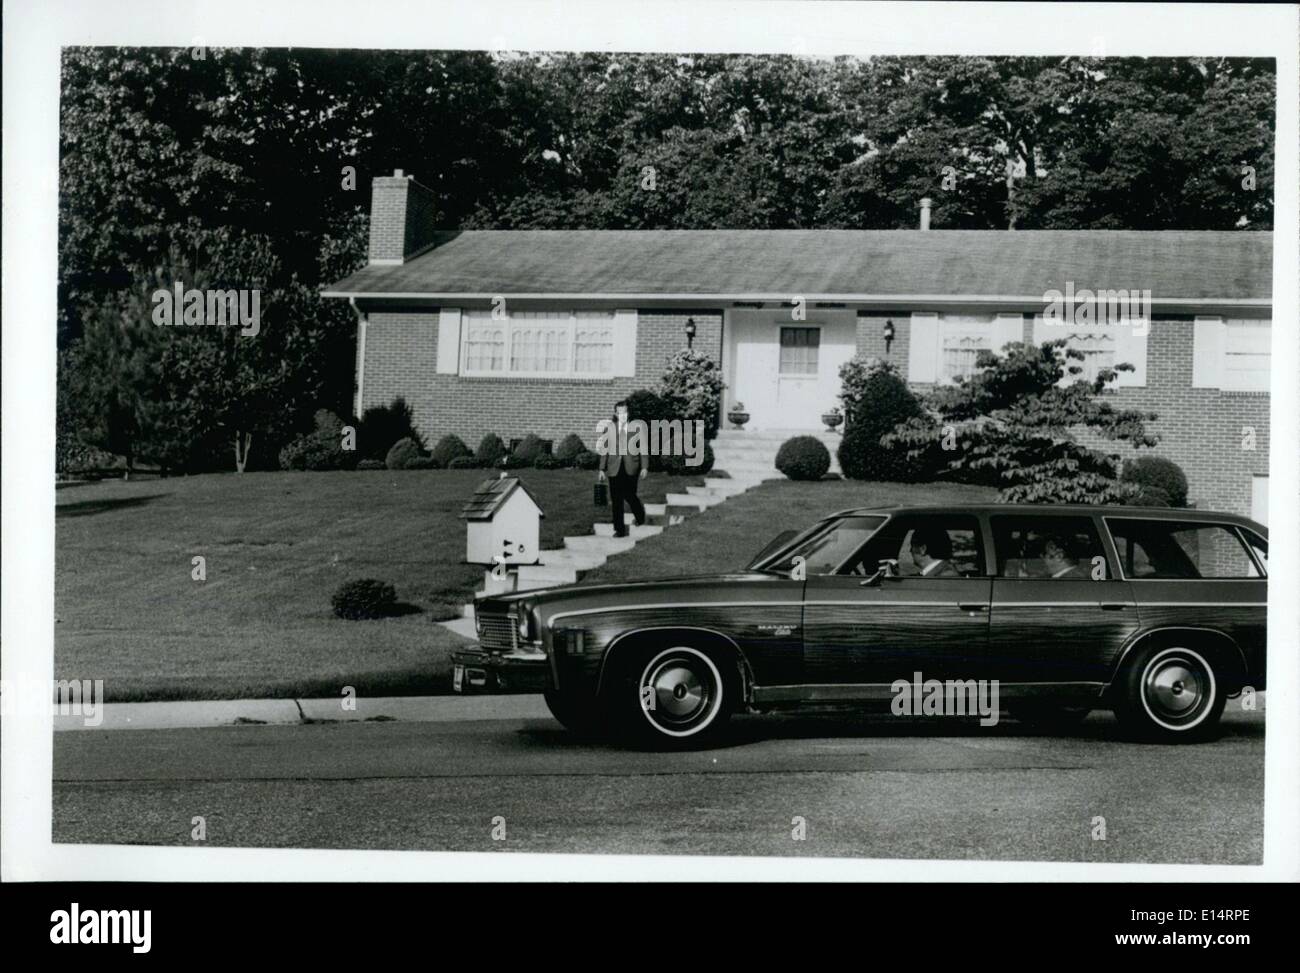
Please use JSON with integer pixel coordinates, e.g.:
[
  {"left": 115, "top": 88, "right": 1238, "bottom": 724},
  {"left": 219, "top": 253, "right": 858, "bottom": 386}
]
[{"left": 453, "top": 504, "right": 1268, "bottom": 747}]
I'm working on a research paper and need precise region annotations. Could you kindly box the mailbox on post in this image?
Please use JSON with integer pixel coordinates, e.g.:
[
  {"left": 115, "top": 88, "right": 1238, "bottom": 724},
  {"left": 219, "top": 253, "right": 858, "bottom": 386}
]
[{"left": 460, "top": 474, "right": 543, "bottom": 566}]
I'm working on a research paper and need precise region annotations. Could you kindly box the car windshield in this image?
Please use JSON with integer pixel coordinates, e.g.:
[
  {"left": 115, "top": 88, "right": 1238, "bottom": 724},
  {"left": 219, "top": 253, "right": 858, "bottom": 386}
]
[{"left": 759, "top": 515, "right": 887, "bottom": 576}]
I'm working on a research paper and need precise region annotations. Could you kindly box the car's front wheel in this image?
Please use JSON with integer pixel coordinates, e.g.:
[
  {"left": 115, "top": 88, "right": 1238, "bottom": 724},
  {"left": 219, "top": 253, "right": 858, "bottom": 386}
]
[
  {"left": 1113, "top": 643, "right": 1226, "bottom": 742},
  {"left": 608, "top": 644, "right": 732, "bottom": 748}
]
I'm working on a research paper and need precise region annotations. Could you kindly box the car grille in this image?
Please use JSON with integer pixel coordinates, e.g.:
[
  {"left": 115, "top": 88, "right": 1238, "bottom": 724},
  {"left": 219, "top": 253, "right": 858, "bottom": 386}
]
[{"left": 477, "top": 611, "right": 518, "bottom": 653}]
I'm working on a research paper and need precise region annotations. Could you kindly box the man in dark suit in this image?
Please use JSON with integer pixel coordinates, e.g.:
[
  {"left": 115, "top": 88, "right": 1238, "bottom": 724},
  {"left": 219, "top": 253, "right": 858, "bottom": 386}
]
[{"left": 598, "top": 399, "right": 648, "bottom": 538}]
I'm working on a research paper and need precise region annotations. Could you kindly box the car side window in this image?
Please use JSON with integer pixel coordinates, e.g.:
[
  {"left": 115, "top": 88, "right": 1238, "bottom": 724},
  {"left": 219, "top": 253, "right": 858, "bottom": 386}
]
[
  {"left": 1243, "top": 530, "right": 1268, "bottom": 575},
  {"left": 1107, "top": 519, "right": 1261, "bottom": 579},
  {"left": 767, "top": 516, "right": 886, "bottom": 576},
  {"left": 839, "top": 515, "right": 986, "bottom": 578},
  {"left": 992, "top": 515, "right": 1107, "bottom": 580}
]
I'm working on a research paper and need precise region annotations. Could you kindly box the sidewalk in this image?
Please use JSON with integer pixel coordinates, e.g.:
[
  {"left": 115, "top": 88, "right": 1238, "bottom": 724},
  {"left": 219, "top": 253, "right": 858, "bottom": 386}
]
[{"left": 52, "top": 693, "right": 550, "bottom": 731}]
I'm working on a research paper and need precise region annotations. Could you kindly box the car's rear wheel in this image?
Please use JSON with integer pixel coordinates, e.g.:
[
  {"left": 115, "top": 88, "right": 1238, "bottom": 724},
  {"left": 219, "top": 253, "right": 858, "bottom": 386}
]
[
  {"left": 607, "top": 644, "right": 732, "bottom": 748},
  {"left": 543, "top": 688, "right": 604, "bottom": 736},
  {"left": 1114, "top": 643, "right": 1226, "bottom": 742}
]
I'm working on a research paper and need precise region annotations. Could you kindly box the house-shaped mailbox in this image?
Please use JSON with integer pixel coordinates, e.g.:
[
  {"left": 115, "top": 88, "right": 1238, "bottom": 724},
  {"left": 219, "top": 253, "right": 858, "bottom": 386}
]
[{"left": 460, "top": 475, "right": 543, "bottom": 566}]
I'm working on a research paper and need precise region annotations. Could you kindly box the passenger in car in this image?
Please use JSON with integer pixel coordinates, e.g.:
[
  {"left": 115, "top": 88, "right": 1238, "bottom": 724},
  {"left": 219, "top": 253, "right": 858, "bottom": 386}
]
[
  {"left": 1041, "top": 534, "right": 1089, "bottom": 579},
  {"left": 906, "top": 528, "right": 960, "bottom": 577}
]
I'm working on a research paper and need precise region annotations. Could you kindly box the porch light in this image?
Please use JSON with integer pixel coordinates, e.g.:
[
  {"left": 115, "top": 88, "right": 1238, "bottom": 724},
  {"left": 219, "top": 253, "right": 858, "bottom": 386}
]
[
  {"left": 685, "top": 317, "right": 697, "bottom": 349},
  {"left": 883, "top": 318, "right": 896, "bottom": 354}
]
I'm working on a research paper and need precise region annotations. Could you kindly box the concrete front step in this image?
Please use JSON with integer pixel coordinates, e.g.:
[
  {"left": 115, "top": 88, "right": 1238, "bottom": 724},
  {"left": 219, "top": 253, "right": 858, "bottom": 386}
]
[
  {"left": 537, "top": 549, "right": 608, "bottom": 571},
  {"left": 593, "top": 523, "right": 664, "bottom": 539},
  {"left": 516, "top": 563, "right": 580, "bottom": 585},
  {"left": 563, "top": 534, "right": 637, "bottom": 555},
  {"left": 686, "top": 483, "right": 750, "bottom": 499},
  {"left": 713, "top": 464, "right": 779, "bottom": 477},
  {"left": 665, "top": 492, "right": 714, "bottom": 510}
]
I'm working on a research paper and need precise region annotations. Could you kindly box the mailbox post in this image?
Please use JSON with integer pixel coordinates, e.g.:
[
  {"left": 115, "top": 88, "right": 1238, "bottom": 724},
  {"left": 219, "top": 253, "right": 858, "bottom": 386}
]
[{"left": 460, "top": 474, "right": 543, "bottom": 568}]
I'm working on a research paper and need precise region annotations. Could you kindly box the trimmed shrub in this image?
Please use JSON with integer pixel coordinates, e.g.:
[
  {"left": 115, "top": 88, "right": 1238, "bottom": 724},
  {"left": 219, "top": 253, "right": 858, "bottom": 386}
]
[
  {"left": 357, "top": 397, "right": 424, "bottom": 461},
  {"left": 407, "top": 456, "right": 440, "bottom": 470},
  {"left": 385, "top": 437, "right": 423, "bottom": 470},
  {"left": 475, "top": 433, "right": 507, "bottom": 467},
  {"left": 510, "top": 433, "right": 548, "bottom": 465},
  {"left": 331, "top": 578, "right": 398, "bottom": 620},
  {"left": 776, "top": 436, "right": 831, "bottom": 481},
  {"left": 623, "top": 389, "right": 674, "bottom": 472},
  {"left": 837, "top": 361, "right": 929, "bottom": 481},
  {"left": 279, "top": 409, "right": 359, "bottom": 472},
  {"left": 555, "top": 433, "right": 587, "bottom": 465},
  {"left": 534, "top": 453, "right": 565, "bottom": 470},
  {"left": 658, "top": 348, "right": 726, "bottom": 440},
  {"left": 574, "top": 450, "right": 601, "bottom": 470},
  {"left": 448, "top": 455, "right": 479, "bottom": 470},
  {"left": 1122, "top": 456, "right": 1189, "bottom": 507},
  {"left": 430, "top": 434, "right": 471, "bottom": 468},
  {"left": 357, "top": 459, "right": 386, "bottom": 471},
  {"left": 662, "top": 442, "right": 714, "bottom": 476}
]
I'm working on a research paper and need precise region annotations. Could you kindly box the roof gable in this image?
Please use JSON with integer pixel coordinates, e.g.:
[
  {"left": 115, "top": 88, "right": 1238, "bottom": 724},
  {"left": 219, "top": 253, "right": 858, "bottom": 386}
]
[{"left": 460, "top": 475, "right": 545, "bottom": 522}]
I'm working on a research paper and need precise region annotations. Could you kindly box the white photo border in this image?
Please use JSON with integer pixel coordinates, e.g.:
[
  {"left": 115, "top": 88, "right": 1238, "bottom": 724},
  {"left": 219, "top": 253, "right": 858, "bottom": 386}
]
[{"left": 4, "top": 0, "right": 1297, "bottom": 882}]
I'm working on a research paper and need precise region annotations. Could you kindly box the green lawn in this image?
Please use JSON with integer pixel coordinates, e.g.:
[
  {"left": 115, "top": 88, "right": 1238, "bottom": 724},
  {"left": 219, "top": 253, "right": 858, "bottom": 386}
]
[
  {"left": 56, "top": 469, "right": 994, "bottom": 702},
  {"left": 55, "top": 468, "right": 694, "bottom": 701},
  {"left": 581, "top": 478, "right": 997, "bottom": 586}
]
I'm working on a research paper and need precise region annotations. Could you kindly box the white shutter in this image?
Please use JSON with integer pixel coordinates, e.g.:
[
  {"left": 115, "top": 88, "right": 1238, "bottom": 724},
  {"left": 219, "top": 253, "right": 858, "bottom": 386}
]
[
  {"left": 1192, "top": 316, "right": 1225, "bottom": 389},
  {"left": 612, "top": 309, "right": 637, "bottom": 377},
  {"left": 1114, "top": 321, "right": 1148, "bottom": 387},
  {"left": 908, "top": 312, "right": 940, "bottom": 383},
  {"left": 436, "top": 307, "right": 462, "bottom": 374},
  {"left": 993, "top": 313, "right": 1025, "bottom": 354},
  {"left": 1031, "top": 315, "right": 1054, "bottom": 347}
]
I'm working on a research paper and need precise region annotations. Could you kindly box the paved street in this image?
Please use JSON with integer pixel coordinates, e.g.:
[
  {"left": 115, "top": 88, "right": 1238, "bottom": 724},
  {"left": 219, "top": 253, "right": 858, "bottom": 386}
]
[{"left": 53, "top": 701, "right": 1264, "bottom": 863}]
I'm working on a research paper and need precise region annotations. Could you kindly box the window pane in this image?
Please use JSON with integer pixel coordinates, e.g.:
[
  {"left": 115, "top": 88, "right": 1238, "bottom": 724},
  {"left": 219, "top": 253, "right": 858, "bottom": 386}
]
[
  {"left": 509, "top": 314, "right": 571, "bottom": 374},
  {"left": 1106, "top": 520, "right": 1259, "bottom": 579},
  {"left": 993, "top": 516, "right": 1106, "bottom": 580},
  {"left": 843, "top": 515, "right": 986, "bottom": 577},
  {"left": 463, "top": 311, "right": 505, "bottom": 372},
  {"left": 941, "top": 317, "right": 994, "bottom": 381},
  {"left": 574, "top": 312, "right": 615, "bottom": 374},
  {"left": 780, "top": 327, "right": 819, "bottom": 375},
  {"left": 769, "top": 515, "right": 886, "bottom": 575},
  {"left": 1224, "top": 320, "right": 1270, "bottom": 391},
  {"left": 1065, "top": 330, "right": 1117, "bottom": 383}
]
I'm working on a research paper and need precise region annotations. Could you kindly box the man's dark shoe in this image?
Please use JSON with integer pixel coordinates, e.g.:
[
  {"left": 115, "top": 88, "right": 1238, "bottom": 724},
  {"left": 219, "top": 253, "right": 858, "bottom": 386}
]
[{"left": 614, "top": 529, "right": 629, "bottom": 538}]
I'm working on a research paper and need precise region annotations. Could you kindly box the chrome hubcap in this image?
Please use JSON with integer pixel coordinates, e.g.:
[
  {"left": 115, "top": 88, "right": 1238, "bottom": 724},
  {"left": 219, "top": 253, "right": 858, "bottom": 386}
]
[
  {"left": 640, "top": 649, "right": 719, "bottom": 733},
  {"left": 1144, "top": 654, "right": 1207, "bottom": 722},
  {"left": 647, "top": 662, "right": 707, "bottom": 720}
]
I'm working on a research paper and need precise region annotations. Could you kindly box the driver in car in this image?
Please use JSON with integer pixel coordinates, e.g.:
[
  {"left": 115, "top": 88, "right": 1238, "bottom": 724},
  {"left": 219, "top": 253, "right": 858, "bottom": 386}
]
[{"left": 905, "top": 528, "right": 959, "bottom": 577}]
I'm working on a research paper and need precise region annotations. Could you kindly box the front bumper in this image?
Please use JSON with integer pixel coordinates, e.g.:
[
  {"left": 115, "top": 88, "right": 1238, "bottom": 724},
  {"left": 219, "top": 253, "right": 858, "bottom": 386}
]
[{"left": 450, "top": 647, "right": 550, "bottom": 694}]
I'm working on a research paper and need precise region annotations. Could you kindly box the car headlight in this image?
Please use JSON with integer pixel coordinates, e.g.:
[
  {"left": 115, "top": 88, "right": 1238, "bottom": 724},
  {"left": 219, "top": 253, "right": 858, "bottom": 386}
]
[{"left": 516, "top": 608, "right": 533, "bottom": 641}]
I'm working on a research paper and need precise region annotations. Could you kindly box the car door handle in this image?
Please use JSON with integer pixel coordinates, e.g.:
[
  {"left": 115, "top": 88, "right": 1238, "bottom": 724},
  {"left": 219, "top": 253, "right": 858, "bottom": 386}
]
[
  {"left": 1099, "top": 603, "right": 1129, "bottom": 611},
  {"left": 957, "top": 603, "right": 988, "bottom": 613}
]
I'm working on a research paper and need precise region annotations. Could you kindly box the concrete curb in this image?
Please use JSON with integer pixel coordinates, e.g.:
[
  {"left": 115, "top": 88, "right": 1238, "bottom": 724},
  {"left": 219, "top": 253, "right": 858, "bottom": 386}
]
[{"left": 53, "top": 693, "right": 551, "bottom": 732}]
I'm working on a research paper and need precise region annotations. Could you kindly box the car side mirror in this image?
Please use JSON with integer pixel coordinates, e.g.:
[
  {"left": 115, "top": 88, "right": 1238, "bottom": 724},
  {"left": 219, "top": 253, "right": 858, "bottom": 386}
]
[{"left": 861, "top": 558, "right": 900, "bottom": 587}]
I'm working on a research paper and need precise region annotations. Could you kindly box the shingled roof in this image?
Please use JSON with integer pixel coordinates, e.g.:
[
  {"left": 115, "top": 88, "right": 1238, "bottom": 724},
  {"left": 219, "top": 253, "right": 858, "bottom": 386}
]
[
  {"left": 459, "top": 475, "right": 545, "bottom": 523},
  {"left": 324, "top": 229, "right": 1272, "bottom": 304}
]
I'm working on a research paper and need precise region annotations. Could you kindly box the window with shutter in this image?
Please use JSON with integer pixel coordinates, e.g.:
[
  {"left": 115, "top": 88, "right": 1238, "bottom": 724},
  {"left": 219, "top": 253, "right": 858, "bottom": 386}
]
[{"left": 460, "top": 309, "right": 618, "bottom": 378}]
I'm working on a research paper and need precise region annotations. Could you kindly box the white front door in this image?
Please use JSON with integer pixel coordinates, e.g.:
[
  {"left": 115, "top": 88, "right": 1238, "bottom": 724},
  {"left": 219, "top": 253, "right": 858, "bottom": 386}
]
[{"left": 727, "top": 310, "right": 857, "bottom": 430}]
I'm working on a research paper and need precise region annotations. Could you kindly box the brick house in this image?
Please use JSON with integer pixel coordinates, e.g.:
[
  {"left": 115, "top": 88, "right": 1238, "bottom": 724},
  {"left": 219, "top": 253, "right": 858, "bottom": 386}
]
[{"left": 324, "top": 172, "right": 1273, "bottom": 521}]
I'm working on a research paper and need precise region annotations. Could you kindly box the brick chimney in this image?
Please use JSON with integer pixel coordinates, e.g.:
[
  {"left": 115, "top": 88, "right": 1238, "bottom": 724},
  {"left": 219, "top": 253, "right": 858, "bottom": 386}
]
[
  {"left": 368, "top": 169, "right": 440, "bottom": 264},
  {"left": 919, "top": 197, "right": 932, "bottom": 231}
]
